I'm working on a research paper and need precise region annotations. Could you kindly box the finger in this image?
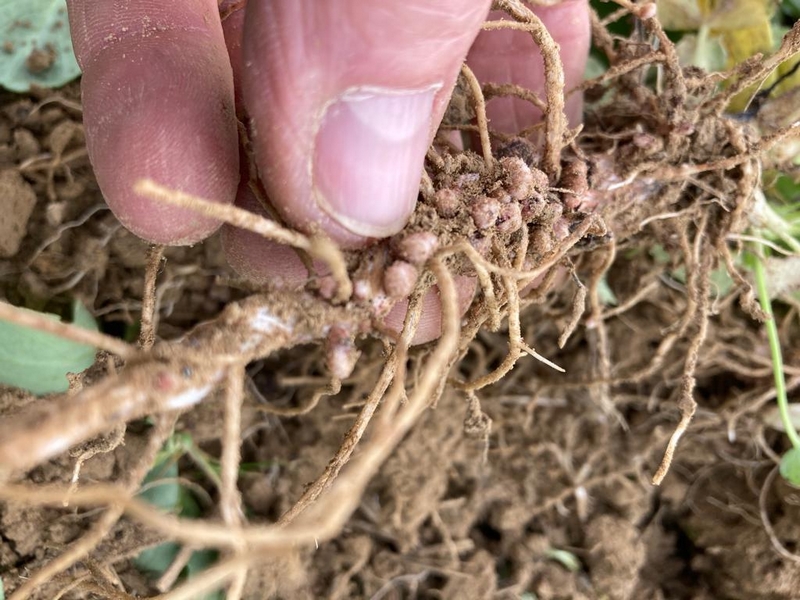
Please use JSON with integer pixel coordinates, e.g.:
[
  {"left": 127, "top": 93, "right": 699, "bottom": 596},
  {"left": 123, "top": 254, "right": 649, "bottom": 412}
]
[
  {"left": 241, "top": 0, "right": 491, "bottom": 248},
  {"left": 67, "top": 0, "right": 239, "bottom": 245},
  {"left": 221, "top": 185, "right": 329, "bottom": 287},
  {"left": 382, "top": 276, "right": 477, "bottom": 345},
  {"left": 467, "top": 0, "right": 590, "bottom": 134},
  {"left": 220, "top": 0, "right": 246, "bottom": 108}
]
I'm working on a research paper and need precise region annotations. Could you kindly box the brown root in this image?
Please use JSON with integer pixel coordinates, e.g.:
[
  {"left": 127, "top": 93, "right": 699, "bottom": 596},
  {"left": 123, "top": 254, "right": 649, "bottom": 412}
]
[{"left": 4, "top": 2, "right": 800, "bottom": 595}]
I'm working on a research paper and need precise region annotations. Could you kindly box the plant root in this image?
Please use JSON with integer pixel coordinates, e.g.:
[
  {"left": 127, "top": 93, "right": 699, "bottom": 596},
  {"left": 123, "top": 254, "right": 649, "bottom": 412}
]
[{"left": 4, "top": 1, "right": 800, "bottom": 595}]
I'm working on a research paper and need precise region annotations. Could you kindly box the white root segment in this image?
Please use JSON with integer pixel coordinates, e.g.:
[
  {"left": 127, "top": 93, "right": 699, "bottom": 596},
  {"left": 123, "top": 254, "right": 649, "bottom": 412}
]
[{"left": 0, "top": 293, "right": 367, "bottom": 474}]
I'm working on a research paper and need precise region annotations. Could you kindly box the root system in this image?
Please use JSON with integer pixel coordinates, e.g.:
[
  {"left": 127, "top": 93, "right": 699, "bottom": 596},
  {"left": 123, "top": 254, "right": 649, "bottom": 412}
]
[{"left": 2, "top": 1, "right": 800, "bottom": 598}]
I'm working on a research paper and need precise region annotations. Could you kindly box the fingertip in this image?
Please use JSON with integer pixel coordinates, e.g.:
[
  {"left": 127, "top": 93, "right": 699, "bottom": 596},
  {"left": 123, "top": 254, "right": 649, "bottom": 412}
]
[
  {"left": 72, "top": 1, "right": 239, "bottom": 245},
  {"left": 221, "top": 0, "right": 246, "bottom": 109},
  {"left": 382, "top": 276, "right": 477, "bottom": 345},
  {"left": 85, "top": 52, "right": 238, "bottom": 244},
  {"left": 221, "top": 185, "right": 323, "bottom": 285},
  {"left": 467, "top": 0, "right": 590, "bottom": 134},
  {"left": 241, "top": 0, "right": 491, "bottom": 247}
]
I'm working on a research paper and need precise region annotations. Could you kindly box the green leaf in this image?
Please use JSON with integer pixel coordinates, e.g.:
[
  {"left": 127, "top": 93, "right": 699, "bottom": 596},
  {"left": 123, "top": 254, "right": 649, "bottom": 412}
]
[
  {"left": 780, "top": 447, "right": 800, "bottom": 485},
  {"left": 177, "top": 486, "right": 202, "bottom": 519},
  {"left": 675, "top": 28, "right": 727, "bottom": 73},
  {"left": 135, "top": 440, "right": 223, "bottom": 596},
  {"left": 134, "top": 542, "right": 180, "bottom": 576},
  {"left": 187, "top": 550, "right": 223, "bottom": 600},
  {"left": 186, "top": 549, "right": 218, "bottom": 576},
  {"left": 771, "top": 173, "right": 800, "bottom": 203},
  {"left": 584, "top": 54, "right": 607, "bottom": 80},
  {"left": 0, "top": 0, "right": 81, "bottom": 92},
  {"left": 649, "top": 244, "right": 671, "bottom": 265},
  {"left": 71, "top": 300, "right": 96, "bottom": 329},
  {"left": 134, "top": 461, "right": 183, "bottom": 576},
  {"left": 597, "top": 276, "right": 618, "bottom": 306},
  {"left": 0, "top": 300, "right": 98, "bottom": 395},
  {"left": 135, "top": 544, "right": 223, "bottom": 599},
  {"left": 138, "top": 462, "right": 181, "bottom": 512},
  {"left": 671, "top": 265, "right": 687, "bottom": 284},
  {"left": 782, "top": 0, "right": 800, "bottom": 18},
  {"left": 657, "top": 0, "right": 703, "bottom": 30},
  {"left": 710, "top": 266, "right": 734, "bottom": 297},
  {"left": 1, "top": 575, "right": 5, "bottom": 600}
]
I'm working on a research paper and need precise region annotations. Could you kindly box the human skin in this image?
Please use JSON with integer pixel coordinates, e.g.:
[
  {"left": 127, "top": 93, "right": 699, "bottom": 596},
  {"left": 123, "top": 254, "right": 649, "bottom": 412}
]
[{"left": 66, "top": 0, "right": 590, "bottom": 343}]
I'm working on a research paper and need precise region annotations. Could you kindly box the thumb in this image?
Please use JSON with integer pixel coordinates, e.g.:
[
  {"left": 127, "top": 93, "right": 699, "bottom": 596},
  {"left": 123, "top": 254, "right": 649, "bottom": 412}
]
[{"left": 241, "top": 0, "right": 491, "bottom": 248}]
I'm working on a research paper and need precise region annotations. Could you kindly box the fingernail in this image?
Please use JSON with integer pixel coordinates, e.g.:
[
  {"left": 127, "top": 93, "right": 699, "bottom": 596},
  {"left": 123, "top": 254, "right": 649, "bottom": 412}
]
[{"left": 313, "top": 86, "right": 438, "bottom": 238}]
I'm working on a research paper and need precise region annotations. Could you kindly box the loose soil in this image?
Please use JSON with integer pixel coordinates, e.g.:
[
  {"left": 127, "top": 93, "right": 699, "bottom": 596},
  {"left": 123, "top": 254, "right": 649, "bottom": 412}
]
[{"left": 2, "top": 5, "right": 800, "bottom": 600}]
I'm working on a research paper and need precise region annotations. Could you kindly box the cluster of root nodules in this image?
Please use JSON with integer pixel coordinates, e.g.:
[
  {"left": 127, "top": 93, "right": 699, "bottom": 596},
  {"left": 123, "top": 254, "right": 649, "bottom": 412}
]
[{"left": 3, "top": 2, "right": 800, "bottom": 598}]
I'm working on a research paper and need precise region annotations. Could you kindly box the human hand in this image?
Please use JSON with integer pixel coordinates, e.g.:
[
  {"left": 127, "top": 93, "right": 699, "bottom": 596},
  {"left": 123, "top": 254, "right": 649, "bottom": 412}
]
[{"left": 67, "top": 0, "right": 590, "bottom": 342}]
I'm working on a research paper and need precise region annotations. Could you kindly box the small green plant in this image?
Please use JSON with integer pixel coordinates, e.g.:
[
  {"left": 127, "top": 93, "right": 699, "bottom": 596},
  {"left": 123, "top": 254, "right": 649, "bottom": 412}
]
[
  {"left": 135, "top": 435, "right": 223, "bottom": 600},
  {"left": 134, "top": 431, "right": 279, "bottom": 595},
  {"left": 748, "top": 185, "right": 800, "bottom": 484},
  {"left": 751, "top": 250, "right": 800, "bottom": 484},
  {"left": 134, "top": 433, "right": 224, "bottom": 600},
  {"left": 0, "top": 300, "right": 97, "bottom": 395},
  {"left": 656, "top": 0, "right": 800, "bottom": 110},
  {"left": 134, "top": 457, "right": 223, "bottom": 600},
  {"left": 0, "top": 0, "right": 81, "bottom": 92}
]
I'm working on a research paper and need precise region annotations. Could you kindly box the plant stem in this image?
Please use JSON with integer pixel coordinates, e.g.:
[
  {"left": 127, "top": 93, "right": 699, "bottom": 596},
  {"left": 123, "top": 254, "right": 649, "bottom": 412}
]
[
  {"left": 753, "top": 251, "right": 800, "bottom": 450},
  {"left": 184, "top": 442, "right": 223, "bottom": 489}
]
